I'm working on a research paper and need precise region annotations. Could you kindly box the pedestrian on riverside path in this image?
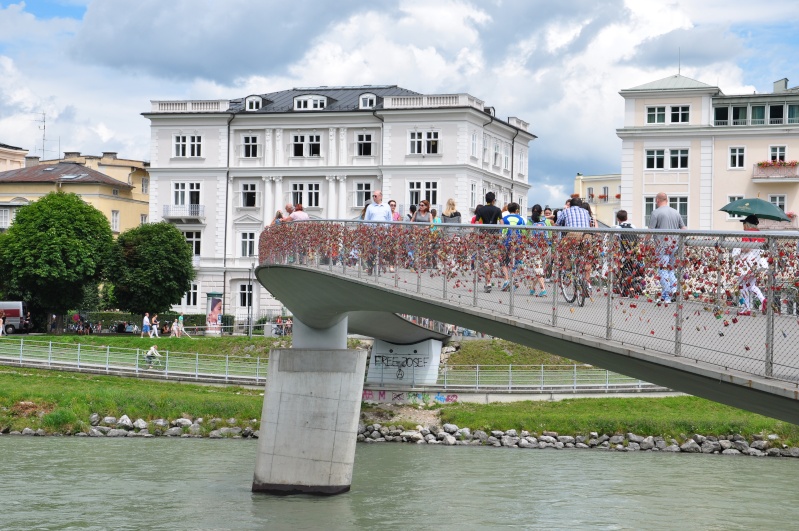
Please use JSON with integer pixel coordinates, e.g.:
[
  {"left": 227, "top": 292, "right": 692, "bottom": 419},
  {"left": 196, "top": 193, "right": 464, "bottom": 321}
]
[
  {"left": 150, "top": 314, "right": 160, "bottom": 338},
  {"left": 145, "top": 344, "right": 162, "bottom": 369},
  {"left": 141, "top": 313, "right": 150, "bottom": 338}
]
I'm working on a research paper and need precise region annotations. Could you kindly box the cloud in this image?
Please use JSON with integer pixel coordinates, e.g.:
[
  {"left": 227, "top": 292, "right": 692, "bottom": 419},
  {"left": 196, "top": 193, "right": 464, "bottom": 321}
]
[
  {"left": 70, "top": 0, "right": 366, "bottom": 82},
  {"left": 624, "top": 26, "right": 744, "bottom": 68}
]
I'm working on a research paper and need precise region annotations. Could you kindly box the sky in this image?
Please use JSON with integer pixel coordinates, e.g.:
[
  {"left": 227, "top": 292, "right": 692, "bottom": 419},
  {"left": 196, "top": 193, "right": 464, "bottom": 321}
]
[{"left": 2, "top": 0, "right": 799, "bottom": 208}]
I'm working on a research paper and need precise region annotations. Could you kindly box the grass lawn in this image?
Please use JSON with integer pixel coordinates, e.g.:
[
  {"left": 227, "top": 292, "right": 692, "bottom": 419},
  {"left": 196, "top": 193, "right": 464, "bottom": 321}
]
[{"left": 450, "top": 338, "right": 574, "bottom": 366}]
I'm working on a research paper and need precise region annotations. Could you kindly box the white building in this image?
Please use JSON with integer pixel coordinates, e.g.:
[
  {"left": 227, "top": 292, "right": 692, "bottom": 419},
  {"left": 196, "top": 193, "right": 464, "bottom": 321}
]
[
  {"left": 143, "top": 85, "right": 535, "bottom": 319},
  {"left": 617, "top": 74, "right": 799, "bottom": 230}
]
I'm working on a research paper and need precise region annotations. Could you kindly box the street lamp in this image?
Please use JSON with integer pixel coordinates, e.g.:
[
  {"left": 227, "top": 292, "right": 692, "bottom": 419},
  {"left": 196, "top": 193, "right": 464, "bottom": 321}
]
[{"left": 248, "top": 261, "right": 255, "bottom": 338}]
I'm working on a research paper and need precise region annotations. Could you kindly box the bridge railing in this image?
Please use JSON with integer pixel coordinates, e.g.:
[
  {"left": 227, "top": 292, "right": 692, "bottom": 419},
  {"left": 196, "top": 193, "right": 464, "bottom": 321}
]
[{"left": 260, "top": 220, "right": 799, "bottom": 384}]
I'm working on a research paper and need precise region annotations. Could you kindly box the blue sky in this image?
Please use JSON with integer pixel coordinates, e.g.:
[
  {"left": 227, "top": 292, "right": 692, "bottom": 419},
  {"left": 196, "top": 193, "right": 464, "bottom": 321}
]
[{"left": 3, "top": 0, "right": 799, "bottom": 208}]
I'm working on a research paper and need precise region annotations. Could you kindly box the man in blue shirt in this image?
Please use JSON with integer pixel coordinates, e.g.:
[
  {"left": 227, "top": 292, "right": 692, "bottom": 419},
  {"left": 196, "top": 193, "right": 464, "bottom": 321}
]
[{"left": 500, "top": 202, "right": 526, "bottom": 291}]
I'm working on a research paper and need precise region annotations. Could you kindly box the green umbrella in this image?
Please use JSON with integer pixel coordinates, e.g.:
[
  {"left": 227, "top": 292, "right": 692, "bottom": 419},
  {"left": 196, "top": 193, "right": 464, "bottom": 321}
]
[{"left": 719, "top": 197, "right": 791, "bottom": 222}]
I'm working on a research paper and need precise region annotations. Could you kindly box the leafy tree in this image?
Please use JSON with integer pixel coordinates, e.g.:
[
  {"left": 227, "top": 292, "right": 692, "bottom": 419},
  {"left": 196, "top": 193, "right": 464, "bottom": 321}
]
[
  {"left": 110, "top": 222, "right": 194, "bottom": 315},
  {"left": 0, "top": 192, "right": 114, "bottom": 323}
]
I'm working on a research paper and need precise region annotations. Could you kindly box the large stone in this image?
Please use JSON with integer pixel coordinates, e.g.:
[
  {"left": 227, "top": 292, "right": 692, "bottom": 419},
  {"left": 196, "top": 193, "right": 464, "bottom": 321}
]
[
  {"left": 189, "top": 424, "right": 202, "bottom": 435},
  {"left": 490, "top": 430, "right": 505, "bottom": 438},
  {"left": 153, "top": 419, "right": 169, "bottom": 428},
  {"left": 732, "top": 440, "right": 750, "bottom": 453},
  {"left": 663, "top": 444, "right": 681, "bottom": 452},
  {"left": 95, "top": 426, "right": 110, "bottom": 435},
  {"left": 473, "top": 430, "right": 488, "bottom": 442},
  {"left": 609, "top": 435, "right": 625, "bottom": 445},
  {"left": 538, "top": 435, "right": 557, "bottom": 444},
  {"left": 680, "top": 439, "right": 701, "bottom": 453},
  {"left": 722, "top": 449, "right": 742, "bottom": 456},
  {"left": 220, "top": 427, "right": 242, "bottom": 436},
  {"left": 101, "top": 416, "right": 117, "bottom": 426},
  {"left": 209, "top": 430, "right": 223, "bottom": 439},
  {"left": 117, "top": 415, "right": 134, "bottom": 430},
  {"left": 639, "top": 436, "right": 655, "bottom": 450},
  {"left": 89, "top": 413, "right": 100, "bottom": 426},
  {"left": 719, "top": 440, "right": 733, "bottom": 450},
  {"left": 442, "top": 434, "right": 456, "bottom": 446},
  {"left": 627, "top": 442, "right": 640, "bottom": 451},
  {"left": 627, "top": 433, "right": 644, "bottom": 443},
  {"left": 164, "top": 427, "right": 183, "bottom": 437},
  {"left": 106, "top": 429, "right": 128, "bottom": 437},
  {"left": 133, "top": 419, "right": 148, "bottom": 430},
  {"left": 442, "top": 423, "right": 459, "bottom": 434},
  {"left": 542, "top": 431, "right": 558, "bottom": 437},
  {"left": 172, "top": 418, "right": 193, "bottom": 428},
  {"left": 505, "top": 429, "right": 518, "bottom": 438},
  {"left": 459, "top": 428, "right": 472, "bottom": 440},
  {"left": 701, "top": 441, "right": 721, "bottom": 454},
  {"left": 750, "top": 440, "right": 769, "bottom": 451},
  {"left": 692, "top": 434, "right": 706, "bottom": 444}
]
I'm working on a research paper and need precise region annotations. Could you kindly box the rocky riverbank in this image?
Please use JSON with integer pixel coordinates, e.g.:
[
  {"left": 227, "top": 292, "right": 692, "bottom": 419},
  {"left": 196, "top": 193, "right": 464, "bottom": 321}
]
[{"left": 357, "top": 422, "right": 799, "bottom": 458}]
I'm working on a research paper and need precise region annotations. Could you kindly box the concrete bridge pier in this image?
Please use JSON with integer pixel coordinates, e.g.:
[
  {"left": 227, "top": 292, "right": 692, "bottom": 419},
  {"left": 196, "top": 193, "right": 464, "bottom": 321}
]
[{"left": 252, "top": 316, "right": 368, "bottom": 495}]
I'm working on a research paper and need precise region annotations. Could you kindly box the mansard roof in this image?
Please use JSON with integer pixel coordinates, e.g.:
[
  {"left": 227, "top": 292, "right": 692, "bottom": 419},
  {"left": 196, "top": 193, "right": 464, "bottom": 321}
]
[
  {"left": 228, "top": 85, "right": 421, "bottom": 113},
  {"left": 0, "top": 161, "right": 134, "bottom": 188}
]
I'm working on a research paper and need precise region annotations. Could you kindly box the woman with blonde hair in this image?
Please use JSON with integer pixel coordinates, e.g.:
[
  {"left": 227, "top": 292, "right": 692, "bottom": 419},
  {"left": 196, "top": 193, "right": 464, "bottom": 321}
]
[
  {"left": 270, "top": 211, "right": 283, "bottom": 226},
  {"left": 441, "top": 198, "right": 461, "bottom": 224}
]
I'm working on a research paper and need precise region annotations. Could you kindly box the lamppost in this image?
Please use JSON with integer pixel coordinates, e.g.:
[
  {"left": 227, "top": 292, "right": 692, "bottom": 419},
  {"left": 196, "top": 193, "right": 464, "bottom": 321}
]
[{"left": 248, "top": 261, "right": 255, "bottom": 338}]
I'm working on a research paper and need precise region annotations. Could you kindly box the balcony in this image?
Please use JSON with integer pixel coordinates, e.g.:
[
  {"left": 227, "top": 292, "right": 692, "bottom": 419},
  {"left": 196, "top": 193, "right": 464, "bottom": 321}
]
[
  {"left": 163, "top": 204, "right": 205, "bottom": 222},
  {"left": 150, "top": 100, "right": 230, "bottom": 113},
  {"left": 383, "top": 93, "right": 484, "bottom": 112},
  {"left": 752, "top": 164, "right": 799, "bottom": 183}
]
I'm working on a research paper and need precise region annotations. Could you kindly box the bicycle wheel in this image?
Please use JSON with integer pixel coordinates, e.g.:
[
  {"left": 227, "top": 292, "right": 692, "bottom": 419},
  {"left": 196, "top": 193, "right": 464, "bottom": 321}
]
[
  {"left": 576, "top": 278, "right": 587, "bottom": 307},
  {"left": 560, "top": 269, "right": 577, "bottom": 303}
]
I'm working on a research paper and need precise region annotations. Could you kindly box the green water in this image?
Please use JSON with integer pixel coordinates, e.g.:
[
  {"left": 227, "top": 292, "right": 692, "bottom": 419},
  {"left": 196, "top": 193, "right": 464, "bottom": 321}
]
[{"left": 1, "top": 437, "right": 797, "bottom": 530}]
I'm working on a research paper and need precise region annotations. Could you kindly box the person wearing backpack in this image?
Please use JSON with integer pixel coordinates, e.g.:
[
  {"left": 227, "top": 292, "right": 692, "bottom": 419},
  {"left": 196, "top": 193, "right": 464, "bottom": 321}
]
[
  {"left": 614, "top": 210, "right": 642, "bottom": 297},
  {"left": 500, "top": 202, "right": 526, "bottom": 291}
]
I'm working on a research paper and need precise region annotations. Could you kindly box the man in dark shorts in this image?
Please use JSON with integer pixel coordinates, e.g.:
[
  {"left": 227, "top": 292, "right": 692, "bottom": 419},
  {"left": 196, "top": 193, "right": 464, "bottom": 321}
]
[{"left": 475, "top": 191, "right": 502, "bottom": 291}]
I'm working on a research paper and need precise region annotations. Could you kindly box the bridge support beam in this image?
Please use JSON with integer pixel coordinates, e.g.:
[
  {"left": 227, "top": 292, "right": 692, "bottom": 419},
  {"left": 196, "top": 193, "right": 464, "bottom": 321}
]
[{"left": 252, "top": 316, "right": 367, "bottom": 496}]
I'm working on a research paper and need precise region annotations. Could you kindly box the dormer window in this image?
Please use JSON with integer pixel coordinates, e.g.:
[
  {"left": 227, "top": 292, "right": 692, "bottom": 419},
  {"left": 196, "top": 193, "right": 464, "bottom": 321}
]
[
  {"left": 245, "top": 96, "right": 262, "bottom": 111},
  {"left": 359, "top": 93, "right": 376, "bottom": 109},
  {"left": 294, "top": 95, "right": 327, "bottom": 111}
]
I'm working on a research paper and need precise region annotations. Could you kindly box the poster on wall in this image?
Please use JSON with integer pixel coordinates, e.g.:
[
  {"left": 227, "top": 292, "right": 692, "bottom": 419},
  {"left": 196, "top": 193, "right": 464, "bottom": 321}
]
[{"left": 365, "top": 339, "right": 442, "bottom": 386}]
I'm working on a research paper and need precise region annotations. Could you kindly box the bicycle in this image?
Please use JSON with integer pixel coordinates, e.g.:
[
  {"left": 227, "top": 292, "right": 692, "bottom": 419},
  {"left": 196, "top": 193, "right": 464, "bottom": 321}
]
[{"left": 559, "top": 260, "right": 588, "bottom": 307}]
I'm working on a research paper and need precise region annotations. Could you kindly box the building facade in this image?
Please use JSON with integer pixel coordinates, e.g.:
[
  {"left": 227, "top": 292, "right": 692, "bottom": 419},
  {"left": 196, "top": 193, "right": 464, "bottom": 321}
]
[
  {"left": 0, "top": 152, "right": 150, "bottom": 234},
  {"left": 573, "top": 172, "right": 622, "bottom": 226},
  {"left": 143, "top": 85, "right": 535, "bottom": 319},
  {"left": 617, "top": 75, "right": 799, "bottom": 230},
  {"left": 0, "top": 143, "right": 27, "bottom": 172}
]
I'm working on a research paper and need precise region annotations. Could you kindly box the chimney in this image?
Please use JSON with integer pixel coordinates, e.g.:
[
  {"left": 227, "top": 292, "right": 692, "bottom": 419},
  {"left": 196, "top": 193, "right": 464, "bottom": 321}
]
[
  {"left": 102, "top": 152, "right": 118, "bottom": 159},
  {"left": 25, "top": 156, "right": 40, "bottom": 167},
  {"left": 773, "top": 78, "right": 788, "bottom": 93},
  {"left": 63, "top": 151, "right": 81, "bottom": 159}
]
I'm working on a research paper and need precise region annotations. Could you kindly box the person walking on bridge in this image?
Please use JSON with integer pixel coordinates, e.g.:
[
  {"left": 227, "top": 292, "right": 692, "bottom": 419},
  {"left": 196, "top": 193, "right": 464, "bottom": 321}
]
[
  {"left": 475, "top": 192, "right": 502, "bottom": 292},
  {"left": 648, "top": 192, "right": 686, "bottom": 304}
]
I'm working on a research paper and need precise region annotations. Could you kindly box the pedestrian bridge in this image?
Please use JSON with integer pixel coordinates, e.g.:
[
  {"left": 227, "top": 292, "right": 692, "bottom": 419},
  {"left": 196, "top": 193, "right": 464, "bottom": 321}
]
[{"left": 257, "top": 220, "right": 799, "bottom": 425}]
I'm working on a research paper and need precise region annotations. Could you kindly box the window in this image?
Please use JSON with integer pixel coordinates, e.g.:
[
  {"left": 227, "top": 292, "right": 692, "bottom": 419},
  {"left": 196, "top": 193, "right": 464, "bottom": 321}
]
[
  {"left": 714, "top": 107, "right": 728, "bottom": 126},
  {"left": 482, "top": 134, "right": 489, "bottom": 162},
  {"left": 408, "top": 130, "right": 439, "bottom": 155},
  {"left": 241, "top": 232, "right": 255, "bottom": 257},
  {"left": 355, "top": 182, "right": 371, "bottom": 207},
  {"left": 425, "top": 131, "right": 439, "bottom": 154},
  {"left": 769, "top": 104, "right": 784, "bottom": 125},
  {"left": 587, "top": 186, "right": 594, "bottom": 200},
  {"left": 239, "top": 283, "right": 252, "bottom": 307},
  {"left": 243, "top": 135, "right": 259, "bottom": 158},
  {"left": 291, "top": 134, "right": 321, "bottom": 157},
  {"left": 730, "top": 147, "right": 745, "bottom": 168},
  {"left": 602, "top": 186, "right": 609, "bottom": 203},
  {"left": 771, "top": 146, "right": 786, "bottom": 162},
  {"left": 184, "top": 231, "right": 201, "bottom": 255},
  {"left": 424, "top": 181, "right": 438, "bottom": 205},
  {"left": 111, "top": 210, "right": 120, "bottom": 232},
  {"left": 503, "top": 144, "right": 510, "bottom": 170},
  {"left": 409, "top": 181, "right": 421, "bottom": 206},
  {"left": 408, "top": 181, "right": 437, "bottom": 205},
  {"left": 242, "top": 183, "right": 257, "bottom": 207},
  {"left": 141, "top": 177, "right": 149, "bottom": 194},
  {"left": 646, "top": 149, "right": 665, "bottom": 169},
  {"left": 789, "top": 104, "right": 799, "bottom": 124},
  {"left": 409, "top": 131, "right": 423, "bottom": 154},
  {"left": 670, "top": 149, "right": 688, "bottom": 169},
  {"left": 732, "top": 106, "right": 747, "bottom": 126},
  {"left": 470, "top": 182, "right": 477, "bottom": 208},
  {"left": 294, "top": 95, "right": 326, "bottom": 110},
  {"left": 671, "top": 106, "right": 689, "bottom": 123},
  {"left": 359, "top": 94, "right": 375, "bottom": 109},
  {"left": 471, "top": 132, "right": 478, "bottom": 157},
  {"left": 173, "top": 182, "right": 201, "bottom": 208},
  {"left": 112, "top": 188, "right": 119, "bottom": 197},
  {"left": 727, "top": 195, "right": 744, "bottom": 219},
  {"left": 751, "top": 105, "right": 766, "bottom": 125},
  {"left": 644, "top": 197, "right": 655, "bottom": 227},
  {"left": 308, "top": 134, "right": 321, "bottom": 156},
  {"left": 292, "top": 182, "right": 320, "bottom": 207},
  {"left": 769, "top": 194, "right": 786, "bottom": 212},
  {"left": 0, "top": 208, "right": 9, "bottom": 228},
  {"left": 246, "top": 97, "right": 261, "bottom": 111},
  {"left": 174, "top": 135, "right": 202, "bottom": 157},
  {"left": 493, "top": 140, "right": 500, "bottom": 166},
  {"left": 183, "top": 283, "right": 198, "bottom": 307},
  {"left": 140, "top": 214, "right": 148, "bottom": 225},
  {"left": 357, "top": 133, "right": 372, "bottom": 156},
  {"left": 647, "top": 106, "right": 665, "bottom": 124}
]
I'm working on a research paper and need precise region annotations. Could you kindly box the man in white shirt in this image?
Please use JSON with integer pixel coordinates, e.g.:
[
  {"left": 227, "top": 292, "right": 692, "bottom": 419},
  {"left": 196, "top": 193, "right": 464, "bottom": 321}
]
[{"left": 365, "top": 190, "right": 392, "bottom": 222}]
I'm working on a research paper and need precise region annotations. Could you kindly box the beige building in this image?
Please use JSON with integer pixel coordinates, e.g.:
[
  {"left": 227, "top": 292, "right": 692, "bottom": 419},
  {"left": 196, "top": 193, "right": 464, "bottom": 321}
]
[
  {"left": 0, "top": 152, "right": 150, "bottom": 233},
  {"left": 573, "top": 172, "right": 622, "bottom": 226},
  {"left": 0, "top": 143, "right": 27, "bottom": 172},
  {"left": 617, "top": 74, "right": 799, "bottom": 230}
]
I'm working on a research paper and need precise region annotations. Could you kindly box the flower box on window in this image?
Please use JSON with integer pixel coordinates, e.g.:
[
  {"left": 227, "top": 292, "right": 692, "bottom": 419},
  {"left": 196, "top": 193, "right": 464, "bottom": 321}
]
[
  {"left": 598, "top": 194, "right": 607, "bottom": 200},
  {"left": 615, "top": 193, "right": 621, "bottom": 199},
  {"left": 757, "top": 160, "right": 799, "bottom": 168}
]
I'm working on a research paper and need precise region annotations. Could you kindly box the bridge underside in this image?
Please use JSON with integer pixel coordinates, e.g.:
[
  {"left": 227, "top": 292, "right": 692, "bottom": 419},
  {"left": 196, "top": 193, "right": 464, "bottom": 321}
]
[{"left": 257, "top": 265, "right": 799, "bottom": 425}]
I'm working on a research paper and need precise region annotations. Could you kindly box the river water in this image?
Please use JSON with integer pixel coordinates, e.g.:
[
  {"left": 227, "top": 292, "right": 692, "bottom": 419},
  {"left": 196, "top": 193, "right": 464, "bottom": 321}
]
[{"left": 2, "top": 437, "right": 797, "bottom": 530}]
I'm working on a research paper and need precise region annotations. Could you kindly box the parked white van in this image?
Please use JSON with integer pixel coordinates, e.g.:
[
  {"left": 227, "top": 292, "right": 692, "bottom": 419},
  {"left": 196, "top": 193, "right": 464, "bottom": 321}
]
[{"left": 0, "top": 301, "right": 30, "bottom": 334}]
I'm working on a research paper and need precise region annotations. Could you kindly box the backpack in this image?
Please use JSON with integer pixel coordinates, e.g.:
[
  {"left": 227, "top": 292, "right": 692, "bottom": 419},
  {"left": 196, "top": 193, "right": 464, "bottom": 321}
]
[
  {"left": 502, "top": 213, "right": 525, "bottom": 243},
  {"left": 618, "top": 222, "right": 639, "bottom": 254}
]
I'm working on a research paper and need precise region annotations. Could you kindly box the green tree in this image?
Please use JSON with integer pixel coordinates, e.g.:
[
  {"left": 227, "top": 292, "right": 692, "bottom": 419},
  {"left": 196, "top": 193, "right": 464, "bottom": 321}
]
[
  {"left": 110, "top": 222, "right": 194, "bottom": 315},
  {"left": 0, "top": 192, "right": 114, "bottom": 323}
]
